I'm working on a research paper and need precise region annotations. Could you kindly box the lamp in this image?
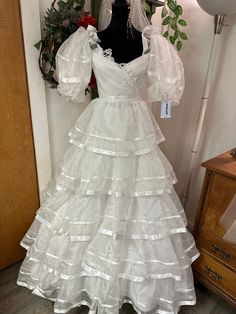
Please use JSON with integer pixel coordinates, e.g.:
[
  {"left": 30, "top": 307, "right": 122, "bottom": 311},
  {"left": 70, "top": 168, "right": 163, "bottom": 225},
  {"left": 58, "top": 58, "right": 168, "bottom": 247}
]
[
  {"left": 181, "top": 0, "right": 236, "bottom": 208},
  {"left": 197, "top": 0, "right": 236, "bottom": 16}
]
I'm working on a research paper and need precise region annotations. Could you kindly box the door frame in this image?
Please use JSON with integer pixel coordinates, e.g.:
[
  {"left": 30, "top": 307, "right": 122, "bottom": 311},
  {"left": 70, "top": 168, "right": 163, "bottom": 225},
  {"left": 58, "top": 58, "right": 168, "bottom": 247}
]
[{"left": 20, "top": 0, "right": 52, "bottom": 203}]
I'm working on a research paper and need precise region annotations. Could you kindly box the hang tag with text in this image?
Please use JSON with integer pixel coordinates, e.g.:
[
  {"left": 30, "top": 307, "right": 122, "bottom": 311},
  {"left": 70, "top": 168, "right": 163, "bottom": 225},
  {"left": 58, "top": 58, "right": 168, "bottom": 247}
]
[{"left": 161, "top": 100, "right": 172, "bottom": 119}]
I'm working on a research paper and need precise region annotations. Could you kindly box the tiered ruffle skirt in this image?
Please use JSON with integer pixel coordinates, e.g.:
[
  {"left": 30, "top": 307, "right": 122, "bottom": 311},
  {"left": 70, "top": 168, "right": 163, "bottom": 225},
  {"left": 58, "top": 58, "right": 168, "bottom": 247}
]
[{"left": 17, "top": 97, "right": 200, "bottom": 314}]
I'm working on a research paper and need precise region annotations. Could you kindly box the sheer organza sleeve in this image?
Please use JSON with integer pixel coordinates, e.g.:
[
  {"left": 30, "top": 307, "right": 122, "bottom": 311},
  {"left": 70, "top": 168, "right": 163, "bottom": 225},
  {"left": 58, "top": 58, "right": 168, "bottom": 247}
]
[
  {"left": 56, "top": 26, "right": 92, "bottom": 103},
  {"left": 144, "top": 25, "right": 185, "bottom": 105}
]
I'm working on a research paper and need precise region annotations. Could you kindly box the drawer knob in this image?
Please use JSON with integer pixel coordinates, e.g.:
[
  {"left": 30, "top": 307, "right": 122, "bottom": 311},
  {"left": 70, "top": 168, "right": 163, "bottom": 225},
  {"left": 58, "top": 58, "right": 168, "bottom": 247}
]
[
  {"left": 205, "top": 265, "right": 223, "bottom": 281},
  {"left": 211, "top": 244, "right": 231, "bottom": 260}
]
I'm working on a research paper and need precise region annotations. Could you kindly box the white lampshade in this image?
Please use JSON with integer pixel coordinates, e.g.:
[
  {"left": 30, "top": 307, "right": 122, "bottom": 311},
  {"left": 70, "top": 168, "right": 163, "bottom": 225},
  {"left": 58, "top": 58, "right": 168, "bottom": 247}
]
[{"left": 197, "top": 0, "right": 236, "bottom": 16}]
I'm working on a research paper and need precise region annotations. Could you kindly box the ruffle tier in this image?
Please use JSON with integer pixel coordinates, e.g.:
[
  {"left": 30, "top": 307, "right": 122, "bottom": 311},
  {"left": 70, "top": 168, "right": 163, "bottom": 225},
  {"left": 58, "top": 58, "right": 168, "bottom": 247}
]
[
  {"left": 68, "top": 98, "right": 166, "bottom": 156},
  {"left": 19, "top": 210, "right": 199, "bottom": 281},
  {"left": 18, "top": 206, "right": 199, "bottom": 314},
  {"left": 47, "top": 146, "right": 177, "bottom": 197},
  {"left": 17, "top": 97, "right": 199, "bottom": 314},
  {"left": 43, "top": 98, "right": 177, "bottom": 198}
]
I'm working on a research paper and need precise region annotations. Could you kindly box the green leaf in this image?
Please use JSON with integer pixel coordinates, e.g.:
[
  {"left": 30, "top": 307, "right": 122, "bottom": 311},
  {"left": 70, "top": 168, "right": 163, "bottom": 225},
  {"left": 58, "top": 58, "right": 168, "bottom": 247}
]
[
  {"left": 34, "top": 40, "right": 42, "bottom": 50},
  {"left": 47, "top": 70, "right": 54, "bottom": 78},
  {"left": 42, "top": 52, "right": 49, "bottom": 62},
  {"left": 170, "top": 17, "right": 177, "bottom": 26},
  {"left": 178, "top": 19, "right": 187, "bottom": 26},
  {"left": 162, "top": 7, "right": 168, "bottom": 18},
  {"left": 57, "top": 1, "right": 67, "bottom": 9},
  {"left": 173, "top": 8, "right": 180, "bottom": 17},
  {"left": 169, "top": 36, "right": 176, "bottom": 45},
  {"left": 177, "top": 41, "right": 182, "bottom": 51},
  {"left": 180, "top": 32, "right": 188, "bottom": 40},
  {"left": 67, "top": 0, "right": 74, "bottom": 6},
  {"left": 163, "top": 31, "right": 169, "bottom": 39},
  {"left": 174, "top": 30, "right": 179, "bottom": 40},
  {"left": 171, "top": 24, "right": 178, "bottom": 31},
  {"left": 176, "top": 5, "right": 183, "bottom": 15},
  {"left": 162, "top": 16, "right": 171, "bottom": 26},
  {"left": 43, "top": 52, "right": 54, "bottom": 64},
  {"left": 167, "top": 0, "right": 176, "bottom": 11}
]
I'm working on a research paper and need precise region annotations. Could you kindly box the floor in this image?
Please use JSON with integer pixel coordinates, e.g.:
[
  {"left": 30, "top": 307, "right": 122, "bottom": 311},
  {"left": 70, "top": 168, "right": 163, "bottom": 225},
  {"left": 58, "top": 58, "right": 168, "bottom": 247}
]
[{"left": 0, "top": 262, "right": 235, "bottom": 314}]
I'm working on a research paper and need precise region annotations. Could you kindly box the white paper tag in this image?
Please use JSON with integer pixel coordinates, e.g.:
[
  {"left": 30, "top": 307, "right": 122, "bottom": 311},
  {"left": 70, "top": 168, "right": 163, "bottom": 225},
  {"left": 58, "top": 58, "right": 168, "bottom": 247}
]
[{"left": 161, "top": 100, "right": 172, "bottom": 119}]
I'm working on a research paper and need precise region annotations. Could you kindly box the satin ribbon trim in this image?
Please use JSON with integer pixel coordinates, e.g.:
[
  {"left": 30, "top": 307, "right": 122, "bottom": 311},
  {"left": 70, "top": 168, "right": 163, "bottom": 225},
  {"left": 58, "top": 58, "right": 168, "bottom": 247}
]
[
  {"left": 69, "top": 138, "right": 165, "bottom": 157},
  {"left": 58, "top": 169, "right": 176, "bottom": 182},
  {"left": 81, "top": 263, "right": 182, "bottom": 282},
  {"left": 79, "top": 174, "right": 174, "bottom": 182},
  {"left": 20, "top": 262, "right": 185, "bottom": 282},
  {"left": 98, "top": 227, "right": 187, "bottom": 240},
  {"left": 57, "top": 53, "right": 90, "bottom": 63},
  {"left": 17, "top": 279, "right": 196, "bottom": 314},
  {"left": 75, "top": 188, "right": 174, "bottom": 197},
  {"left": 23, "top": 243, "right": 199, "bottom": 268},
  {"left": 59, "top": 76, "right": 82, "bottom": 84},
  {"left": 73, "top": 126, "right": 162, "bottom": 142},
  {"left": 69, "top": 214, "right": 183, "bottom": 225}
]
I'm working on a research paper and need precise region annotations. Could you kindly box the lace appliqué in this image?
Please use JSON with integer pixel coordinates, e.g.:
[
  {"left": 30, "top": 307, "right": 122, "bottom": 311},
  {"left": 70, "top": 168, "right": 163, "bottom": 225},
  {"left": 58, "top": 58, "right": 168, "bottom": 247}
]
[
  {"left": 93, "top": 44, "right": 128, "bottom": 69},
  {"left": 100, "top": 48, "right": 114, "bottom": 62},
  {"left": 88, "top": 25, "right": 132, "bottom": 69}
]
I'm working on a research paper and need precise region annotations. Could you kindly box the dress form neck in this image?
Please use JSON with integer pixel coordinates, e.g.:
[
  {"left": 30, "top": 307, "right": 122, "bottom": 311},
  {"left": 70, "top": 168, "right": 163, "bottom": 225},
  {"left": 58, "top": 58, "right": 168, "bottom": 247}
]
[
  {"left": 98, "top": 1, "right": 143, "bottom": 64},
  {"left": 109, "top": 1, "right": 130, "bottom": 35}
]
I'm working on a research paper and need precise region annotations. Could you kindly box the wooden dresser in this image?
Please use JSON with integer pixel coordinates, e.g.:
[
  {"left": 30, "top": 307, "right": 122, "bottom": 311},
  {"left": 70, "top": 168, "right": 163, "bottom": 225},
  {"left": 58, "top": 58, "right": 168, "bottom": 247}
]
[{"left": 193, "top": 150, "right": 236, "bottom": 307}]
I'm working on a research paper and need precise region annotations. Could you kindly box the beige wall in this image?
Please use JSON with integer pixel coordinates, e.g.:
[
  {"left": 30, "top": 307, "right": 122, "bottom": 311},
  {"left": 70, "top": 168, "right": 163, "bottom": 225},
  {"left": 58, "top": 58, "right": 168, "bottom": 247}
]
[
  {"left": 153, "top": 0, "right": 236, "bottom": 226},
  {"left": 39, "top": 0, "right": 90, "bottom": 174},
  {"left": 35, "top": 0, "right": 236, "bottom": 224}
]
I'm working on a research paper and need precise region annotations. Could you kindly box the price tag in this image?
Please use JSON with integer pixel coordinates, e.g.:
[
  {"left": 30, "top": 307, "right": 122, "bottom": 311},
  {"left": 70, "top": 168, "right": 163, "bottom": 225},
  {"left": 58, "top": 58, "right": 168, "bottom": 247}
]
[{"left": 161, "top": 100, "right": 172, "bottom": 119}]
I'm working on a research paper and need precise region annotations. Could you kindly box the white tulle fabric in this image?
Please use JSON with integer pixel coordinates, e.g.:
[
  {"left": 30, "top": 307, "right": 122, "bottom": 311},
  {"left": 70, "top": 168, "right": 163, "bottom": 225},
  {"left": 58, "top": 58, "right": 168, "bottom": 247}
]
[
  {"left": 56, "top": 27, "right": 92, "bottom": 102},
  {"left": 17, "top": 24, "right": 198, "bottom": 314},
  {"left": 143, "top": 26, "right": 185, "bottom": 105}
]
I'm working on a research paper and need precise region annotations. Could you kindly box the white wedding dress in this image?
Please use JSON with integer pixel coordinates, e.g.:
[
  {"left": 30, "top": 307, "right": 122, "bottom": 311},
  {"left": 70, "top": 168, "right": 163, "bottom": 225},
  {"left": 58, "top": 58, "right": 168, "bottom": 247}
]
[{"left": 17, "top": 25, "right": 200, "bottom": 314}]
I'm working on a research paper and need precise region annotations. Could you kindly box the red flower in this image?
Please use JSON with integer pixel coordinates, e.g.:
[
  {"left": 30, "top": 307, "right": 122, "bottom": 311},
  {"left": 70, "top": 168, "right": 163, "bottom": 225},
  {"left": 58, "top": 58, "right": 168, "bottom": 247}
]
[
  {"left": 77, "top": 15, "right": 96, "bottom": 28},
  {"left": 89, "top": 72, "right": 97, "bottom": 89}
]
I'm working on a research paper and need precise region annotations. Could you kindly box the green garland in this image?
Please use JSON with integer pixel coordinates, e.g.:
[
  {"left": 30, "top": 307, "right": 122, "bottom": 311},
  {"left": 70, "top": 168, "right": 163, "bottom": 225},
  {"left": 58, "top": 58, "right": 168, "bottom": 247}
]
[
  {"left": 161, "top": 0, "right": 188, "bottom": 51},
  {"left": 35, "top": 0, "right": 85, "bottom": 88},
  {"left": 143, "top": 1, "right": 188, "bottom": 51}
]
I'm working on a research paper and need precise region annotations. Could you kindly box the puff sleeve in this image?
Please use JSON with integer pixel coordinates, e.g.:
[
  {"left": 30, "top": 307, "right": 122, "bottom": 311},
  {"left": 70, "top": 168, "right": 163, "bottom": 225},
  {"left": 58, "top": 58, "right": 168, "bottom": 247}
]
[
  {"left": 144, "top": 25, "right": 185, "bottom": 106},
  {"left": 56, "top": 26, "right": 92, "bottom": 103}
]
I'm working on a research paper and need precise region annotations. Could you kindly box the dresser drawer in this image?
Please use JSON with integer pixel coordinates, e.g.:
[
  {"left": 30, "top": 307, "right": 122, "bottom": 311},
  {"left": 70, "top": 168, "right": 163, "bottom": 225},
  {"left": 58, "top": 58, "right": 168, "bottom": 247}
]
[
  {"left": 193, "top": 250, "right": 236, "bottom": 300},
  {"left": 197, "top": 229, "right": 236, "bottom": 271}
]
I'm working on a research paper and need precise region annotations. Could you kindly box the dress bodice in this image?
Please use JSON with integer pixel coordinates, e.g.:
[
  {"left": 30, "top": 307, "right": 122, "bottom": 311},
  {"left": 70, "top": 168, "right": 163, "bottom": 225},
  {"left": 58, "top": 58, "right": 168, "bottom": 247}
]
[
  {"left": 91, "top": 45, "right": 149, "bottom": 99},
  {"left": 56, "top": 25, "right": 185, "bottom": 105},
  {"left": 86, "top": 25, "right": 150, "bottom": 99}
]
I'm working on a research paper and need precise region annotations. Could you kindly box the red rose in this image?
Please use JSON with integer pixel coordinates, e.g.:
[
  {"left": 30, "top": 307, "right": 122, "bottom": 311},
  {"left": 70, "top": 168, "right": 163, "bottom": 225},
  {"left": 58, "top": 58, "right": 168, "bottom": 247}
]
[
  {"left": 77, "top": 17, "right": 86, "bottom": 28},
  {"left": 89, "top": 72, "right": 97, "bottom": 89},
  {"left": 77, "top": 15, "right": 96, "bottom": 28},
  {"left": 86, "top": 15, "right": 96, "bottom": 26}
]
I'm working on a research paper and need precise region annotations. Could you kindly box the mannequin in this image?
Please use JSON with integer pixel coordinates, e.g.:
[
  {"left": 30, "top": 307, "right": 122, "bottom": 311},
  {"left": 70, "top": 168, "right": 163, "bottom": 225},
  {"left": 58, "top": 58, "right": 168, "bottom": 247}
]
[{"left": 98, "top": 0, "right": 144, "bottom": 64}]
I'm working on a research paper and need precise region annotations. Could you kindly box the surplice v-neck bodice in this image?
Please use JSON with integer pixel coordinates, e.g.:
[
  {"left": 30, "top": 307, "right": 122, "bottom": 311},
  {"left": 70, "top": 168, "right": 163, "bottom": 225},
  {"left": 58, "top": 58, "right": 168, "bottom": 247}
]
[
  {"left": 88, "top": 25, "right": 150, "bottom": 99},
  {"left": 92, "top": 46, "right": 150, "bottom": 99}
]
